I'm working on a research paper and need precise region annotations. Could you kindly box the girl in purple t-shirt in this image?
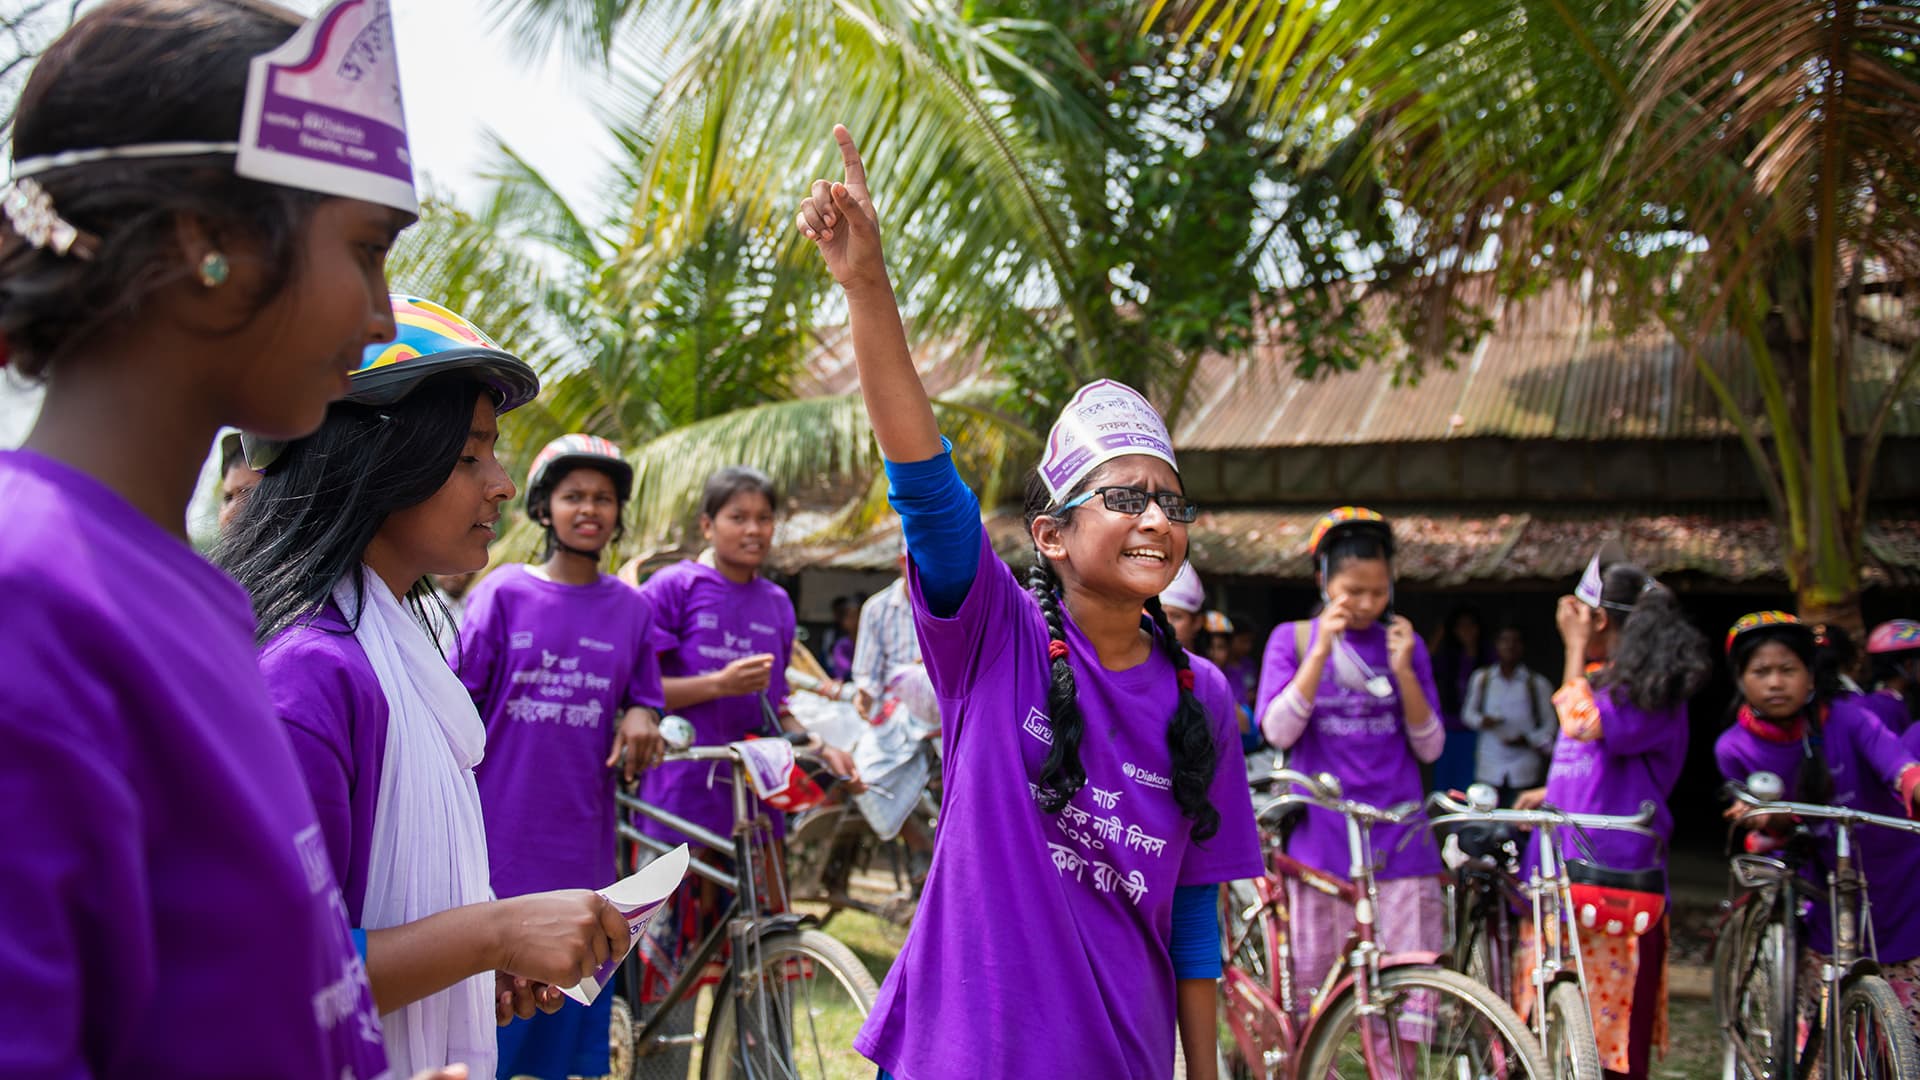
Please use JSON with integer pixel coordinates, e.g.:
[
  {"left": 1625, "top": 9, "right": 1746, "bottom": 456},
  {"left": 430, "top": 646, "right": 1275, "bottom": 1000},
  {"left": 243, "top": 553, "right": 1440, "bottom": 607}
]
[
  {"left": 1717, "top": 613, "right": 1920, "bottom": 1025},
  {"left": 1514, "top": 547, "right": 1711, "bottom": 1079},
  {"left": 795, "top": 126, "right": 1262, "bottom": 1080},
  {"left": 0, "top": 4, "right": 418, "bottom": 1075},
  {"left": 221, "top": 300, "right": 631, "bottom": 1079},
  {"left": 1255, "top": 507, "right": 1446, "bottom": 1031},
  {"left": 457, "top": 433, "right": 667, "bottom": 1080}
]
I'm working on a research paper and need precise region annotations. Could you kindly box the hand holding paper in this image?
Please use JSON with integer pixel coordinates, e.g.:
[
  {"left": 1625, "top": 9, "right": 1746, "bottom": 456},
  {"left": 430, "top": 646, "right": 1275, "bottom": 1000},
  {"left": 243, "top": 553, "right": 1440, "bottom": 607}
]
[{"left": 561, "top": 844, "right": 693, "bottom": 1006}]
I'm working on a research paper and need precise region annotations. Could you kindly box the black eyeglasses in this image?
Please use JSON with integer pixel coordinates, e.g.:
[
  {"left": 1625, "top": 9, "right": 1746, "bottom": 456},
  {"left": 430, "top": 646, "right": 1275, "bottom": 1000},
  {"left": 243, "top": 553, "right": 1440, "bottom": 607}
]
[{"left": 1060, "top": 485, "right": 1199, "bottom": 523}]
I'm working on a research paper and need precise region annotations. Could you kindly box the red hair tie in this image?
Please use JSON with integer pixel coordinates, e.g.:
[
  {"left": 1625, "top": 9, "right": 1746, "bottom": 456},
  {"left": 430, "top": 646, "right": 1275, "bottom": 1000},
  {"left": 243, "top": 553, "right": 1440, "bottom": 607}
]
[
  {"left": 1176, "top": 669, "right": 1195, "bottom": 692},
  {"left": 1048, "top": 639, "right": 1070, "bottom": 662}
]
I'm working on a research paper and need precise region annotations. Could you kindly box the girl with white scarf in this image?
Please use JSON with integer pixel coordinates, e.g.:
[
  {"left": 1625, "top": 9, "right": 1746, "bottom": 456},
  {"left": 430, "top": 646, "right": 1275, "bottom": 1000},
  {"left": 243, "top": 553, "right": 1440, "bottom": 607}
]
[{"left": 220, "top": 296, "right": 629, "bottom": 1079}]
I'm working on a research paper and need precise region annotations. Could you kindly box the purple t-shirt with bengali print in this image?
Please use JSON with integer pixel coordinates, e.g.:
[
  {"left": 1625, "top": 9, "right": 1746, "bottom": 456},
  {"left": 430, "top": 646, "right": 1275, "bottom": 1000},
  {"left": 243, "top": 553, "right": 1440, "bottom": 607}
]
[
  {"left": 459, "top": 566, "right": 665, "bottom": 897},
  {"left": 0, "top": 450, "right": 388, "bottom": 1079},
  {"left": 1860, "top": 688, "right": 1913, "bottom": 736},
  {"left": 1719, "top": 698, "right": 1920, "bottom": 960},
  {"left": 633, "top": 559, "right": 795, "bottom": 844},
  {"left": 261, "top": 603, "right": 392, "bottom": 925},
  {"left": 1531, "top": 683, "right": 1687, "bottom": 875},
  {"left": 1255, "top": 620, "right": 1445, "bottom": 880},
  {"left": 854, "top": 532, "right": 1263, "bottom": 1080}
]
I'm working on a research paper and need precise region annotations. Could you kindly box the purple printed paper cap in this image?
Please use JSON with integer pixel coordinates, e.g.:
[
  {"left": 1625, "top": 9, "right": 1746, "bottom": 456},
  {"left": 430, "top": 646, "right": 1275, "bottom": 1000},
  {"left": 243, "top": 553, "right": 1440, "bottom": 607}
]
[
  {"left": 1040, "top": 379, "right": 1177, "bottom": 501},
  {"left": 234, "top": 0, "right": 417, "bottom": 215},
  {"left": 1160, "top": 561, "right": 1204, "bottom": 613}
]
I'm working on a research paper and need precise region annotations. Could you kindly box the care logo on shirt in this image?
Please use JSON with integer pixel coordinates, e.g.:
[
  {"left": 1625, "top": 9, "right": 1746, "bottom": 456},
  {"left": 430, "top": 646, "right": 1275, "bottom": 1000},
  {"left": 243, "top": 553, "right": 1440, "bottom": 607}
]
[
  {"left": 510, "top": 631, "right": 534, "bottom": 649},
  {"left": 1022, "top": 706, "right": 1053, "bottom": 745},
  {"left": 696, "top": 613, "right": 720, "bottom": 630}
]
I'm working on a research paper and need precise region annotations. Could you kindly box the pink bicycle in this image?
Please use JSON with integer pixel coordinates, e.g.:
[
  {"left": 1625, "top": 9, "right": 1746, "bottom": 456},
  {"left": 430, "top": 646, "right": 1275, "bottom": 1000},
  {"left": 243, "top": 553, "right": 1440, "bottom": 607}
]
[{"left": 1219, "top": 768, "right": 1547, "bottom": 1079}]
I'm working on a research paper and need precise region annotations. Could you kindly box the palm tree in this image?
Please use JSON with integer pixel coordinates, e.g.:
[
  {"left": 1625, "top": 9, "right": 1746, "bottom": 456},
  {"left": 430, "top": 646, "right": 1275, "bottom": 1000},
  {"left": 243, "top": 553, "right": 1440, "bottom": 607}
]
[
  {"left": 431, "top": 0, "right": 1342, "bottom": 560},
  {"left": 1153, "top": 0, "right": 1920, "bottom": 628}
]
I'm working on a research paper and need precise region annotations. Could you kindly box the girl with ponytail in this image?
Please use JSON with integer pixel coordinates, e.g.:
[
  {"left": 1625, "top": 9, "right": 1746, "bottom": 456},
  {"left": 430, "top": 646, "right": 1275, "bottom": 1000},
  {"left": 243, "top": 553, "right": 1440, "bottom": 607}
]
[
  {"left": 795, "top": 127, "right": 1260, "bottom": 1079},
  {"left": 1515, "top": 545, "right": 1711, "bottom": 1079},
  {"left": 1716, "top": 613, "right": 1920, "bottom": 1026}
]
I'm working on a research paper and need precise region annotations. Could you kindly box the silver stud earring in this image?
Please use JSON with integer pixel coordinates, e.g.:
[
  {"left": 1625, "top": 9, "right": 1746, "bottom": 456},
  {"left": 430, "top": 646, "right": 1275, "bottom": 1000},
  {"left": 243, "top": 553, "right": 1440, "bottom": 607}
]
[{"left": 198, "top": 251, "right": 230, "bottom": 288}]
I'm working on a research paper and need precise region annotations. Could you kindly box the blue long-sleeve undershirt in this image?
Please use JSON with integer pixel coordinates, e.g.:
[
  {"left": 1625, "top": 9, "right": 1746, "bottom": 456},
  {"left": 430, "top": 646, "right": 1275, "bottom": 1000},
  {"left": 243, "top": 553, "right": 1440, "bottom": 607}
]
[{"left": 882, "top": 439, "right": 980, "bottom": 618}]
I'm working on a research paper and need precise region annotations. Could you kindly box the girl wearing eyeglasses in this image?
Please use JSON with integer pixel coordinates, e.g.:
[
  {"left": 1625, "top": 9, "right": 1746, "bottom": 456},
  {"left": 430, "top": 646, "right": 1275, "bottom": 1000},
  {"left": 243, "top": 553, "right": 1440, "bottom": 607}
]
[
  {"left": 795, "top": 126, "right": 1261, "bottom": 1080},
  {"left": 1254, "top": 508, "right": 1446, "bottom": 1030}
]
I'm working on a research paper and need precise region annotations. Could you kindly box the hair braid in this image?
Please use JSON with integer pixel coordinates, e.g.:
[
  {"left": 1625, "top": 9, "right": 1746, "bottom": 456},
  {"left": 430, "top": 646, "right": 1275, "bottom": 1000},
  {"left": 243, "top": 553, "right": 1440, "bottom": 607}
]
[
  {"left": 1025, "top": 560, "right": 1086, "bottom": 812},
  {"left": 1145, "top": 595, "right": 1222, "bottom": 841}
]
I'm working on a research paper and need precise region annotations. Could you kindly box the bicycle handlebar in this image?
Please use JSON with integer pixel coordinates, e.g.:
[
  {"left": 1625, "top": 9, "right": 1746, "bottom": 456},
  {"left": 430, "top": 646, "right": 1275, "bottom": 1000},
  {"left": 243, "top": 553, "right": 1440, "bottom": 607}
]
[
  {"left": 1727, "top": 772, "right": 1920, "bottom": 838},
  {"left": 1424, "top": 788, "right": 1662, "bottom": 842},
  {"left": 1261, "top": 768, "right": 1421, "bottom": 825},
  {"left": 657, "top": 724, "right": 819, "bottom": 764}
]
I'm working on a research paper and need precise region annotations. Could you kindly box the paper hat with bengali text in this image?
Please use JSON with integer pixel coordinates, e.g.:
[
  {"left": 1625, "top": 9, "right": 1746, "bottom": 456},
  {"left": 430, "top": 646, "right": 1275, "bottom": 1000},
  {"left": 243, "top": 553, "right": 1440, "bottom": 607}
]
[
  {"left": 9, "top": 0, "right": 415, "bottom": 215},
  {"left": 1039, "top": 380, "right": 1177, "bottom": 502}
]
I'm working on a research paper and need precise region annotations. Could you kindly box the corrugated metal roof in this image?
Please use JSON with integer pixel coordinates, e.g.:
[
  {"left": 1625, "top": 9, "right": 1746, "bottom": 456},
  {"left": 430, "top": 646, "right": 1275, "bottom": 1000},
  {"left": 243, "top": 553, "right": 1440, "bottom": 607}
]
[
  {"left": 798, "top": 287, "right": 1917, "bottom": 449},
  {"left": 1174, "top": 287, "right": 1915, "bottom": 448},
  {"left": 769, "top": 504, "right": 1920, "bottom": 588}
]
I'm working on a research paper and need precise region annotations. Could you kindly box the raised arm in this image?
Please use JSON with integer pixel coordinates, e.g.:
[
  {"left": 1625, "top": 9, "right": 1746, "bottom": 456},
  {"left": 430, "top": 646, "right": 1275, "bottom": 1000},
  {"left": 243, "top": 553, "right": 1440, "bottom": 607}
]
[{"left": 797, "top": 126, "right": 942, "bottom": 464}]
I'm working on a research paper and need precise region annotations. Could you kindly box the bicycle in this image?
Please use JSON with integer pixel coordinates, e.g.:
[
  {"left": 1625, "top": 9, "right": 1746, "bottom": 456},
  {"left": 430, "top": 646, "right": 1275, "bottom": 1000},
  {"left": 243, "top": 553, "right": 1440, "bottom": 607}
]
[
  {"left": 1428, "top": 785, "right": 1663, "bottom": 1080},
  {"left": 611, "top": 727, "right": 880, "bottom": 1080},
  {"left": 1714, "top": 770, "right": 1920, "bottom": 1080},
  {"left": 1218, "top": 767, "right": 1548, "bottom": 1079}
]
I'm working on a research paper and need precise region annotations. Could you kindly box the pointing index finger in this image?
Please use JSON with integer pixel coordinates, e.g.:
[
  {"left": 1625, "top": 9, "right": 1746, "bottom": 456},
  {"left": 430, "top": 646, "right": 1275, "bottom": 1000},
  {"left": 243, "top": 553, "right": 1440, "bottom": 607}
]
[{"left": 833, "top": 124, "right": 867, "bottom": 187}]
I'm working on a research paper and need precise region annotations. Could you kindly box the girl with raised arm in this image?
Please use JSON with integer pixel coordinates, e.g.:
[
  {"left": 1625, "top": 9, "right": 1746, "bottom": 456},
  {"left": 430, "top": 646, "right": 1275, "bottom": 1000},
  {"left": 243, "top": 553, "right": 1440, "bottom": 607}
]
[{"left": 796, "top": 126, "right": 1261, "bottom": 1080}]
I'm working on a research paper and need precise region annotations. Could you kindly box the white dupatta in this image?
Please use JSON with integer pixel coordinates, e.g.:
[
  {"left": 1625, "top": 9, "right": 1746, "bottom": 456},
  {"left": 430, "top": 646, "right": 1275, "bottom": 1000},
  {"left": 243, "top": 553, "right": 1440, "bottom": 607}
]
[{"left": 334, "top": 569, "right": 495, "bottom": 1079}]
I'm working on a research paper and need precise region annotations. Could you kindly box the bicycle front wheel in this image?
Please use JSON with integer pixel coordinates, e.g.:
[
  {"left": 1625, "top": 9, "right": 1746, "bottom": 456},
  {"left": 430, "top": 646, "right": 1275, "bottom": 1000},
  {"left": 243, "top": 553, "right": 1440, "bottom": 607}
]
[
  {"left": 1713, "top": 890, "right": 1794, "bottom": 1080},
  {"left": 700, "top": 928, "right": 880, "bottom": 1080},
  {"left": 1835, "top": 975, "right": 1920, "bottom": 1080},
  {"left": 1300, "top": 965, "right": 1547, "bottom": 1079},
  {"left": 1544, "top": 981, "right": 1602, "bottom": 1080}
]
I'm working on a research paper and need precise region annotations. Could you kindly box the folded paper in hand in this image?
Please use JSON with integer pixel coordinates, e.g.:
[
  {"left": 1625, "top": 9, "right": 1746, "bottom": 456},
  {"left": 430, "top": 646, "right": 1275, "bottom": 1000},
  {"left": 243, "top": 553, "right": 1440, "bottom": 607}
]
[{"left": 561, "top": 843, "right": 691, "bottom": 1006}]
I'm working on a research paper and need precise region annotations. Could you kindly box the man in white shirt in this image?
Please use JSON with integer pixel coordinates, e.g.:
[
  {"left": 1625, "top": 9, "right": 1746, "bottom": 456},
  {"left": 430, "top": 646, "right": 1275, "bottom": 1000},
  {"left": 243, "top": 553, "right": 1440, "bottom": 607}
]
[
  {"left": 1461, "top": 625, "right": 1558, "bottom": 805},
  {"left": 850, "top": 547, "right": 921, "bottom": 719}
]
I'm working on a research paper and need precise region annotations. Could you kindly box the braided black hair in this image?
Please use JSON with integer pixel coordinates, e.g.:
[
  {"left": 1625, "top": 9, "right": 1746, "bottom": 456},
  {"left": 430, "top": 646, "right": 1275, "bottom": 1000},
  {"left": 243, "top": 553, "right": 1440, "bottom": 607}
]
[
  {"left": 1024, "top": 559, "right": 1089, "bottom": 811},
  {"left": 1145, "top": 595, "right": 1222, "bottom": 841},
  {"left": 1021, "top": 468, "right": 1223, "bottom": 839}
]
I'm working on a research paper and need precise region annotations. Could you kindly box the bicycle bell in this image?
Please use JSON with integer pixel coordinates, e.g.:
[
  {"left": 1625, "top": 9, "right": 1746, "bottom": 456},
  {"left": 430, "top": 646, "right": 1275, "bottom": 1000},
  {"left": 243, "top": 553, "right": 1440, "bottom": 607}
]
[
  {"left": 660, "top": 714, "right": 696, "bottom": 752},
  {"left": 1746, "top": 770, "right": 1785, "bottom": 802},
  {"left": 1466, "top": 783, "right": 1499, "bottom": 813},
  {"left": 1315, "top": 772, "right": 1344, "bottom": 799}
]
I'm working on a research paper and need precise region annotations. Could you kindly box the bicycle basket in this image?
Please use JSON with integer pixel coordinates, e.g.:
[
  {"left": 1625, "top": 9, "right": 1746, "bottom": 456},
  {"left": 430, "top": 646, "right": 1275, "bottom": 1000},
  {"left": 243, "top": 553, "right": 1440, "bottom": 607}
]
[{"left": 1566, "top": 860, "right": 1666, "bottom": 937}]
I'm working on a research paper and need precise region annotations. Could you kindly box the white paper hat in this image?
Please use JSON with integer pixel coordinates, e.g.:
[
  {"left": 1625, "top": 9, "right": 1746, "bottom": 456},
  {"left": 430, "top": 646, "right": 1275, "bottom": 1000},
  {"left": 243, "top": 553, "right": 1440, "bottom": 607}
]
[
  {"left": 235, "top": 0, "right": 416, "bottom": 213},
  {"left": 1039, "top": 380, "right": 1177, "bottom": 501},
  {"left": 1159, "top": 561, "right": 1205, "bottom": 614},
  {"left": 1575, "top": 540, "right": 1629, "bottom": 608},
  {"left": 10, "top": 0, "right": 416, "bottom": 215}
]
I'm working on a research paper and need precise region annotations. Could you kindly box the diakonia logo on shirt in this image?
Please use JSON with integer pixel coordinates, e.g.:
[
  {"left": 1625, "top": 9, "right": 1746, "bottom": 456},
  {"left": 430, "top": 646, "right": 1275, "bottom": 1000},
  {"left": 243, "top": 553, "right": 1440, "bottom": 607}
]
[
  {"left": 1122, "top": 761, "right": 1172, "bottom": 790},
  {"left": 750, "top": 622, "right": 777, "bottom": 635},
  {"left": 1022, "top": 706, "right": 1052, "bottom": 745},
  {"left": 578, "top": 636, "right": 614, "bottom": 652}
]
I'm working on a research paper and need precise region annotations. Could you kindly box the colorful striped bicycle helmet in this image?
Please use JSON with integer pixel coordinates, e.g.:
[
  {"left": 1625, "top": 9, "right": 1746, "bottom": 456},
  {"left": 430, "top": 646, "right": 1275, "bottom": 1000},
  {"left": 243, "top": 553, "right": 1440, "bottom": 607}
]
[
  {"left": 1306, "top": 506, "right": 1394, "bottom": 560},
  {"left": 1868, "top": 620, "right": 1920, "bottom": 655},
  {"left": 347, "top": 295, "right": 538, "bottom": 412},
  {"left": 1725, "top": 610, "right": 1814, "bottom": 657}
]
